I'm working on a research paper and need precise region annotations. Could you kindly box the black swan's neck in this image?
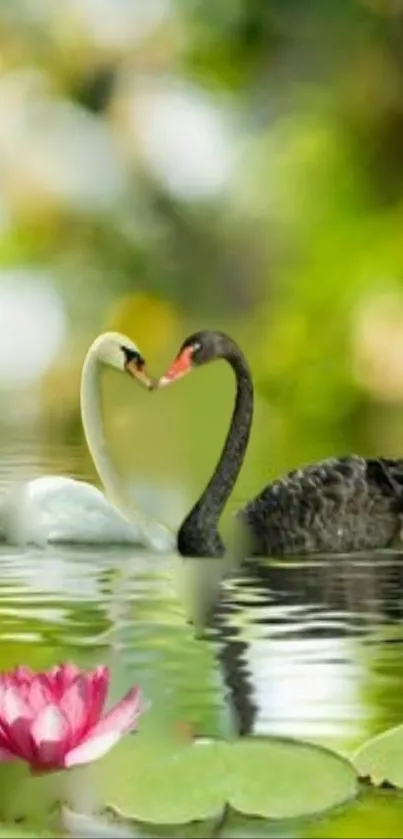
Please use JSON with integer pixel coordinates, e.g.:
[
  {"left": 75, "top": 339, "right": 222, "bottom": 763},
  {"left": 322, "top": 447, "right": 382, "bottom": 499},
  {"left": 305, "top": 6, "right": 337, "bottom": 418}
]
[{"left": 178, "top": 346, "right": 253, "bottom": 557}]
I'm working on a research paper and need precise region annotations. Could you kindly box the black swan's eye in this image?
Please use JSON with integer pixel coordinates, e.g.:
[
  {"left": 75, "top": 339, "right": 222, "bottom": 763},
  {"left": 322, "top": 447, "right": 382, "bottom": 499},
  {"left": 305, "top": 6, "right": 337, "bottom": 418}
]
[
  {"left": 121, "top": 346, "right": 144, "bottom": 367},
  {"left": 190, "top": 341, "right": 203, "bottom": 363}
]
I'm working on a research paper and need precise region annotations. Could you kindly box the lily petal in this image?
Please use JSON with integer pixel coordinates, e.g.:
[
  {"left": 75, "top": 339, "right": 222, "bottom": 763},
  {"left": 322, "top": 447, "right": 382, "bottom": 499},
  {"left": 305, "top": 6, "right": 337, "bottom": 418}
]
[
  {"left": 0, "top": 745, "right": 17, "bottom": 762},
  {"left": 60, "top": 676, "right": 88, "bottom": 746},
  {"left": 58, "top": 663, "right": 80, "bottom": 691},
  {"left": 12, "top": 666, "right": 34, "bottom": 684},
  {"left": 0, "top": 683, "right": 7, "bottom": 717},
  {"left": 86, "top": 686, "right": 142, "bottom": 740},
  {"left": 0, "top": 721, "right": 12, "bottom": 749},
  {"left": 31, "top": 705, "right": 69, "bottom": 768},
  {"left": 86, "top": 667, "right": 109, "bottom": 731},
  {"left": 27, "top": 676, "right": 53, "bottom": 716},
  {"left": 49, "top": 663, "right": 79, "bottom": 699},
  {"left": 3, "top": 686, "right": 31, "bottom": 726},
  {"left": 2, "top": 687, "right": 33, "bottom": 759},
  {"left": 11, "top": 667, "right": 34, "bottom": 703},
  {"left": 64, "top": 730, "right": 122, "bottom": 768},
  {"left": 0, "top": 717, "right": 17, "bottom": 755},
  {"left": 7, "top": 718, "right": 34, "bottom": 760}
]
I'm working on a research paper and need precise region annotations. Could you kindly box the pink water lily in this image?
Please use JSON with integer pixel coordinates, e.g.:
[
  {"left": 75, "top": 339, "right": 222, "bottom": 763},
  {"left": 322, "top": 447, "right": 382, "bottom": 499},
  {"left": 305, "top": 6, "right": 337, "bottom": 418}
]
[{"left": 0, "top": 663, "right": 143, "bottom": 772}]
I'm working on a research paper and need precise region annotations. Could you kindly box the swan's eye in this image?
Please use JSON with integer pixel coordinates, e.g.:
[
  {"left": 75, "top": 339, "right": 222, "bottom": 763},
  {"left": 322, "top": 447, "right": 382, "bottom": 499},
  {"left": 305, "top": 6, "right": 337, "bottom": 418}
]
[
  {"left": 191, "top": 342, "right": 202, "bottom": 359},
  {"left": 189, "top": 342, "right": 204, "bottom": 366},
  {"left": 121, "top": 346, "right": 144, "bottom": 367}
]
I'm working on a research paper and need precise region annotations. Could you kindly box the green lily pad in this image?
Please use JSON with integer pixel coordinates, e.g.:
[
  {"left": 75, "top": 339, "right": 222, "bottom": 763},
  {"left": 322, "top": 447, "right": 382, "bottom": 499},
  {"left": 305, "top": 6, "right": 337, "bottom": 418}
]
[
  {"left": 217, "top": 811, "right": 294, "bottom": 838},
  {"left": 224, "top": 737, "right": 358, "bottom": 819},
  {"left": 0, "top": 763, "right": 59, "bottom": 824},
  {"left": 61, "top": 805, "right": 137, "bottom": 838},
  {"left": 99, "top": 733, "right": 357, "bottom": 825},
  {"left": 99, "top": 735, "right": 225, "bottom": 824},
  {"left": 353, "top": 723, "right": 403, "bottom": 788},
  {"left": 0, "top": 826, "right": 56, "bottom": 838}
]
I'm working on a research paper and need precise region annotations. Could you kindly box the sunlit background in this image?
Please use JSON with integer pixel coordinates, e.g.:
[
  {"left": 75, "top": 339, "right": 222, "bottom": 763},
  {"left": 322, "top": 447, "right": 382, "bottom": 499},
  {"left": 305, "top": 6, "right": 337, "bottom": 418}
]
[{"left": 2, "top": 3, "right": 403, "bottom": 836}]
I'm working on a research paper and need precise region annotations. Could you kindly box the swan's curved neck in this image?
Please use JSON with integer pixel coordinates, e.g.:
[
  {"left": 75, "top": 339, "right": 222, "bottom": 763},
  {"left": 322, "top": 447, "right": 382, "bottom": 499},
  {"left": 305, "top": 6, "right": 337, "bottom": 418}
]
[
  {"left": 80, "top": 352, "right": 127, "bottom": 512},
  {"left": 80, "top": 350, "right": 173, "bottom": 550},
  {"left": 178, "top": 348, "right": 253, "bottom": 557}
]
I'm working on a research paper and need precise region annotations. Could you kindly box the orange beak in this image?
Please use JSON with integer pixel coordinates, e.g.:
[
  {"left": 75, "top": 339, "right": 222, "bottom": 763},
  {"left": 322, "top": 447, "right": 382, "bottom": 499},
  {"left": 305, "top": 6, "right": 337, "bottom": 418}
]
[{"left": 157, "top": 346, "right": 193, "bottom": 388}]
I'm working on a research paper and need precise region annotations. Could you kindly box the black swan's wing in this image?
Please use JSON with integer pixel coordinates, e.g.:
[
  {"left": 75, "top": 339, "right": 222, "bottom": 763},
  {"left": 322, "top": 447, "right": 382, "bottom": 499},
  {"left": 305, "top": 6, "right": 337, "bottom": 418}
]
[
  {"left": 375, "top": 457, "right": 403, "bottom": 490},
  {"left": 238, "top": 455, "right": 403, "bottom": 556}
]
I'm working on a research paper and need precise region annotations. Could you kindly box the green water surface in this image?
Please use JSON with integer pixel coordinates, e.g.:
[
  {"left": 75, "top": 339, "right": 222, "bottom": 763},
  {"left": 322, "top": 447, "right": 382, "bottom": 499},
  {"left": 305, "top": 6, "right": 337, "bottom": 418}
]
[{"left": 1, "top": 437, "right": 403, "bottom": 837}]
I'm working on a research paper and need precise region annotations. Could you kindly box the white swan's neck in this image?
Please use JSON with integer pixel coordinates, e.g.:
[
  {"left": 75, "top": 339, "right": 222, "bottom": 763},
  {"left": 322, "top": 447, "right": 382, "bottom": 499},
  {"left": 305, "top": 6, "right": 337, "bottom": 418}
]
[{"left": 80, "top": 349, "right": 174, "bottom": 552}]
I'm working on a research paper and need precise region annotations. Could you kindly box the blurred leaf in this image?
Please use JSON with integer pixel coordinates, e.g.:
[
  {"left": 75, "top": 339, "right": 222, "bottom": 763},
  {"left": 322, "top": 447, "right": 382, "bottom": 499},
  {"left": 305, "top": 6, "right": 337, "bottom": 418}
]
[{"left": 353, "top": 723, "right": 403, "bottom": 788}]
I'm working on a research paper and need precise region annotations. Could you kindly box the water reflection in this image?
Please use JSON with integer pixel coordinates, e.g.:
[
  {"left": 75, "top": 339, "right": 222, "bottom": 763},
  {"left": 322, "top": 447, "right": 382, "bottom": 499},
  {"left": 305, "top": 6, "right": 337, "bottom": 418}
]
[
  {"left": 2, "top": 504, "right": 403, "bottom": 754},
  {"left": 193, "top": 552, "right": 403, "bottom": 750},
  {"left": 2, "top": 439, "right": 403, "bottom": 836}
]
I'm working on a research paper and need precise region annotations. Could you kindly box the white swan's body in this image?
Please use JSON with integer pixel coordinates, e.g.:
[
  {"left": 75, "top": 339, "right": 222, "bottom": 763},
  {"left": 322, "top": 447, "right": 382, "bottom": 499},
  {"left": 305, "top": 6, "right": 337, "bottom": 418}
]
[
  {"left": 0, "top": 476, "right": 142, "bottom": 546},
  {"left": 0, "top": 333, "right": 176, "bottom": 551}
]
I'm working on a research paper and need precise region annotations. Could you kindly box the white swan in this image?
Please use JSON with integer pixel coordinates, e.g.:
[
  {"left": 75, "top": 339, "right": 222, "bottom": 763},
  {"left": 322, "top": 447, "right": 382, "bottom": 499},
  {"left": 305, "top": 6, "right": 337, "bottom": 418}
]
[{"left": 0, "top": 332, "right": 175, "bottom": 551}]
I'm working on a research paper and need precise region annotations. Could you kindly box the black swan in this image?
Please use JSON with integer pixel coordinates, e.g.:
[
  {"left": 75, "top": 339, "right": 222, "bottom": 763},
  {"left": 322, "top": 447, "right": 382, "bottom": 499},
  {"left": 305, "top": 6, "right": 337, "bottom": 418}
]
[{"left": 156, "top": 330, "right": 403, "bottom": 558}]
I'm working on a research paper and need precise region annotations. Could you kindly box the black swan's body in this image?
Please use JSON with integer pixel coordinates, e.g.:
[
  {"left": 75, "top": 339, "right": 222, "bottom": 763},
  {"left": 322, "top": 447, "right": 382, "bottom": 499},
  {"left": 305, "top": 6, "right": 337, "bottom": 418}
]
[
  {"left": 240, "top": 455, "right": 403, "bottom": 557},
  {"left": 157, "top": 331, "right": 403, "bottom": 558}
]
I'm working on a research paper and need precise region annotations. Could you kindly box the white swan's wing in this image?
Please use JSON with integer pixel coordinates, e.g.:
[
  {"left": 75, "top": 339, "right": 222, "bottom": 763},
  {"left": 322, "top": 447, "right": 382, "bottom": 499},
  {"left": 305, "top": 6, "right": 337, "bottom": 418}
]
[
  {"left": 0, "top": 477, "right": 142, "bottom": 546},
  {"left": 0, "top": 477, "right": 179, "bottom": 551}
]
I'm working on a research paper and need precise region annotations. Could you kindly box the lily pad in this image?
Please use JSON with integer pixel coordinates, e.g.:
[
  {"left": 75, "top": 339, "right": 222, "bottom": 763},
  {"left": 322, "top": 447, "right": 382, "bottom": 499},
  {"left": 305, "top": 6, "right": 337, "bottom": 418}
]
[
  {"left": 99, "top": 733, "right": 357, "bottom": 825},
  {"left": 353, "top": 723, "right": 403, "bottom": 788},
  {"left": 98, "top": 736, "right": 225, "bottom": 824},
  {"left": 217, "top": 811, "right": 295, "bottom": 838},
  {"left": 224, "top": 737, "right": 358, "bottom": 820},
  {"left": 61, "top": 805, "right": 137, "bottom": 838},
  {"left": 0, "top": 762, "right": 59, "bottom": 824},
  {"left": 0, "top": 826, "right": 56, "bottom": 838}
]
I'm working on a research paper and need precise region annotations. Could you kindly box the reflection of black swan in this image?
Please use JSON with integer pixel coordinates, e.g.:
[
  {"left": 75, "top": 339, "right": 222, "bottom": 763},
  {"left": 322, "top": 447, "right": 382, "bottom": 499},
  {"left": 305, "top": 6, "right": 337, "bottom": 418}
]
[{"left": 157, "top": 330, "right": 403, "bottom": 558}]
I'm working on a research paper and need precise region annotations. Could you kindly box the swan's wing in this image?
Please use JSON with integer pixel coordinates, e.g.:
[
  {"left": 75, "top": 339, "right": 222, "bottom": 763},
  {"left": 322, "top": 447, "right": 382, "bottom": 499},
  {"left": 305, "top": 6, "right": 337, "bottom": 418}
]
[
  {"left": 3, "top": 477, "right": 141, "bottom": 545},
  {"left": 0, "top": 476, "right": 178, "bottom": 550}
]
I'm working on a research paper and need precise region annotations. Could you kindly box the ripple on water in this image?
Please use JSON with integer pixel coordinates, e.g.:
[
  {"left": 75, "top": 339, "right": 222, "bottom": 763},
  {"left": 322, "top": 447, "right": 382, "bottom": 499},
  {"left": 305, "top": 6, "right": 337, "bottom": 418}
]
[{"left": 1, "top": 441, "right": 403, "bottom": 758}]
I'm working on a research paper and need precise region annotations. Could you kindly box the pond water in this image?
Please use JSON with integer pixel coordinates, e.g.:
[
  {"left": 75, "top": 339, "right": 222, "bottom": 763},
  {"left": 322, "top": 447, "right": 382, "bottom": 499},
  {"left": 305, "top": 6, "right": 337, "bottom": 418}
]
[{"left": 1, "top": 438, "right": 403, "bottom": 837}]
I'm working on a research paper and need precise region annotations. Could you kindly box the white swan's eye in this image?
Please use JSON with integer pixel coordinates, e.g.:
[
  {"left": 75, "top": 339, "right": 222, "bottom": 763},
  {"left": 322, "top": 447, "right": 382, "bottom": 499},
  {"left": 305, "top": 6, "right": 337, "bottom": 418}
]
[{"left": 121, "top": 346, "right": 144, "bottom": 367}]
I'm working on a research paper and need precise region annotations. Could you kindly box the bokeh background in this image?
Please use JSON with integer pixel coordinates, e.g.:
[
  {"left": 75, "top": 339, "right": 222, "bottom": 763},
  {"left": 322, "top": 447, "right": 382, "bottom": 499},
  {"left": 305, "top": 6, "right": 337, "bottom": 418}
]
[
  {"left": 2, "top": 0, "right": 403, "bottom": 521},
  {"left": 3, "top": 6, "right": 403, "bottom": 837}
]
